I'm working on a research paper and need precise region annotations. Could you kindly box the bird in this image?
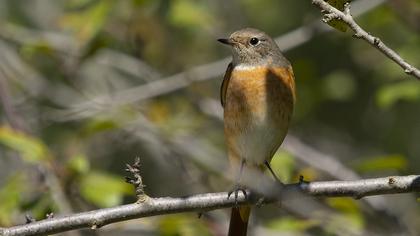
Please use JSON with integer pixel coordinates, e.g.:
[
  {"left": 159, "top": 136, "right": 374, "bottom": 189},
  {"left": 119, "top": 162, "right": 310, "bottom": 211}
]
[{"left": 218, "top": 28, "right": 296, "bottom": 236}]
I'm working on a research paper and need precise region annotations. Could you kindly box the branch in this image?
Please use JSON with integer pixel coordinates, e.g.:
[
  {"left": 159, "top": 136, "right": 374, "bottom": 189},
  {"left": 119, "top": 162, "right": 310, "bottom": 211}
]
[
  {"left": 2, "top": 175, "right": 420, "bottom": 236},
  {"left": 312, "top": 0, "right": 420, "bottom": 80}
]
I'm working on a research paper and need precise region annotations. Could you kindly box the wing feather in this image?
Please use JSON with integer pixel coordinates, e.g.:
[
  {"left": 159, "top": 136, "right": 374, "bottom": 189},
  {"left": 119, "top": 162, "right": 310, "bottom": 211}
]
[{"left": 220, "top": 62, "right": 233, "bottom": 107}]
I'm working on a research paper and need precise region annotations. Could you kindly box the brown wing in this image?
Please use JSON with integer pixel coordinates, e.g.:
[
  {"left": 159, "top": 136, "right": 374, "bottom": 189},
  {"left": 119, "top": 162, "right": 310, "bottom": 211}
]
[{"left": 220, "top": 62, "right": 233, "bottom": 107}]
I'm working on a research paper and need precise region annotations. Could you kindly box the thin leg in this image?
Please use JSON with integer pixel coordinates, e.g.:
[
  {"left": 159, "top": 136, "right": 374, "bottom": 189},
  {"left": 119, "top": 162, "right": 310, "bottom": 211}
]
[
  {"left": 265, "top": 160, "right": 284, "bottom": 185},
  {"left": 228, "top": 159, "right": 247, "bottom": 203},
  {"left": 236, "top": 159, "right": 245, "bottom": 184}
]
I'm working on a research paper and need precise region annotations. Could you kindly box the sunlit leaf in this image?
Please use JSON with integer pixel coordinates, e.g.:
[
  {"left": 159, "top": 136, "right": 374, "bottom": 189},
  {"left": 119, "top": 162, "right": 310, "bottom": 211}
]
[
  {"left": 147, "top": 101, "right": 171, "bottom": 124},
  {"left": 159, "top": 214, "right": 211, "bottom": 236},
  {"left": 354, "top": 154, "right": 407, "bottom": 173},
  {"left": 20, "top": 41, "right": 55, "bottom": 58},
  {"left": 79, "top": 171, "right": 132, "bottom": 207},
  {"left": 296, "top": 167, "right": 319, "bottom": 182},
  {"left": 60, "top": 0, "right": 112, "bottom": 44},
  {"left": 67, "top": 154, "right": 90, "bottom": 174},
  {"left": 326, "top": 198, "right": 364, "bottom": 234},
  {"left": 326, "top": 198, "right": 360, "bottom": 214},
  {"left": 376, "top": 81, "right": 420, "bottom": 109},
  {"left": 0, "top": 126, "right": 50, "bottom": 163},
  {"left": 169, "top": 0, "right": 214, "bottom": 29},
  {"left": 0, "top": 174, "right": 25, "bottom": 226},
  {"left": 270, "top": 151, "right": 295, "bottom": 182},
  {"left": 82, "top": 118, "right": 119, "bottom": 136}
]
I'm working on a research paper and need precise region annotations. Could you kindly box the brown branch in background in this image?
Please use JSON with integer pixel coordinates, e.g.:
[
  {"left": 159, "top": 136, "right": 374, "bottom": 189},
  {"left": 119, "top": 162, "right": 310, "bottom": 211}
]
[
  {"left": 312, "top": 0, "right": 420, "bottom": 80},
  {"left": 1, "top": 175, "right": 419, "bottom": 236}
]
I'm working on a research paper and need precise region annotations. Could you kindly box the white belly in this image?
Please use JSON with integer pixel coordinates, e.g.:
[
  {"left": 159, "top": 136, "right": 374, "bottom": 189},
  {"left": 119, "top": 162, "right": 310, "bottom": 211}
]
[{"left": 235, "top": 115, "right": 288, "bottom": 165}]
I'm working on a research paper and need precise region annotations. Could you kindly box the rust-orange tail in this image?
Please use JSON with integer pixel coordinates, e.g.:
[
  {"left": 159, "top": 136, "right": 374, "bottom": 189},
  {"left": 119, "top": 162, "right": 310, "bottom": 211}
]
[{"left": 228, "top": 206, "right": 251, "bottom": 236}]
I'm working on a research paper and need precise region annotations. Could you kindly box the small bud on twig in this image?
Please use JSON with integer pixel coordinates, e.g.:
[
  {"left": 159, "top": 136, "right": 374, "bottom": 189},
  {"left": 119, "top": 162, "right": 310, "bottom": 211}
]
[{"left": 125, "top": 157, "right": 147, "bottom": 201}]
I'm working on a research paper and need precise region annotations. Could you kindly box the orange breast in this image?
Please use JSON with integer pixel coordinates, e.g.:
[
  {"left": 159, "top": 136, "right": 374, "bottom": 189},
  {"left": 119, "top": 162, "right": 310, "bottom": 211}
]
[{"left": 223, "top": 66, "right": 295, "bottom": 166}]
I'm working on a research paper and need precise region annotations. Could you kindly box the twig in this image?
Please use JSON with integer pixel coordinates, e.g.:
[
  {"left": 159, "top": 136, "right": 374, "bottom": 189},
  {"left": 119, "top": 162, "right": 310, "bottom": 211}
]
[
  {"left": 1, "top": 175, "right": 419, "bottom": 236},
  {"left": 125, "top": 157, "right": 147, "bottom": 201},
  {"left": 312, "top": 0, "right": 420, "bottom": 80},
  {"left": 24, "top": 215, "right": 36, "bottom": 224}
]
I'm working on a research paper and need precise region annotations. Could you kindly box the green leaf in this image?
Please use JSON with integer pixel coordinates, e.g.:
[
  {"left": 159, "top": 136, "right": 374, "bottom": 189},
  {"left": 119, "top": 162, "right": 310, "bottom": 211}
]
[
  {"left": 0, "top": 174, "right": 25, "bottom": 226},
  {"left": 79, "top": 171, "right": 132, "bottom": 207},
  {"left": 325, "top": 0, "right": 352, "bottom": 32},
  {"left": 0, "top": 126, "right": 50, "bottom": 163},
  {"left": 326, "top": 198, "right": 360, "bottom": 214},
  {"left": 327, "top": 0, "right": 350, "bottom": 10},
  {"left": 60, "top": 0, "right": 112, "bottom": 44},
  {"left": 376, "top": 81, "right": 420, "bottom": 109},
  {"left": 81, "top": 118, "right": 119, "bottom": 136},
  {"left": 67, "top": 154, "right": 90, "bottom": 174},
  {"left": 325, "top": 198, "right": 364, "bottom": 234},
  {"left": 354, "top": 154, "right": 407, "bottom": 173},
  {"left": 269, "top": 151, "right": 295, "bottom": 182},
  {"left": 159, "top": 214, "right": 211, "bottom": 236},
  {"left": 327, "top": 19, "right": 348, "bottom": 32},
  {"left": 168, "top": 0, "right": 214, "bottom": 29},
  {"left": 267, "top": 217, "right": 319, "bottom": 232}
]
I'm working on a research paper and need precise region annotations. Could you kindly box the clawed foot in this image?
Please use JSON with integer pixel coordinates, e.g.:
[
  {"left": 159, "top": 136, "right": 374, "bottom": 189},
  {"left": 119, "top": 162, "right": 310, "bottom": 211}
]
[
  {"left": 228, "top": 185, "right": 248, "bottom": 206},
  {"left": 255, "top": 196, "right": 265, "bottom": 208}
]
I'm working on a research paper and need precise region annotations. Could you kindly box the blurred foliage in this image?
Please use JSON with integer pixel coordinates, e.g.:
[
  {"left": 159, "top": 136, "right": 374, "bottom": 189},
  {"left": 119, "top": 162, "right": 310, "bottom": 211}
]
[
  {"left": 354, "top": 154, "right": 407, "bottom": 173},
  {"left": 376, "top": 80, "right": 420, "bottom": 109},
  {"left": 79, "top": 171, "right": 132, "bottom": 207},
  {"left": 0, "top": 174, "right": 24, "bottom": 225},
  {"left": 158, "top": 214, "right": 212, "bottom": 236},
  {"left": 267, "top": 216, "right": 319, "bottom": 234},
  {"left": 269, "top": 150, "right": 295, "bottom": 182},
  {"left": 0, "top": 0, "right": 419, "bottom": 235},
  {"left": 0, "top": 126, "right": 50, "bottom": 163}
]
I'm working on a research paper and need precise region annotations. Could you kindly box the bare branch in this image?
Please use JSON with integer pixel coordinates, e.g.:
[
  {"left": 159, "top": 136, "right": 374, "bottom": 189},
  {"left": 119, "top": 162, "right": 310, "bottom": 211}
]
[
  {"left": 2, "top": 175, "right": 420, "bottom": 236},
  {"left": 312, "top": 0, "right": 420, "bottom": 80}
]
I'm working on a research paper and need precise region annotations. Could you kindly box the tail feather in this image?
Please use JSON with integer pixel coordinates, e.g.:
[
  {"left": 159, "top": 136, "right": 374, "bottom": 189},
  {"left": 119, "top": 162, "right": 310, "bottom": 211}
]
[{"left": 228, "top": 206, "right": 251, "bottom": 236}]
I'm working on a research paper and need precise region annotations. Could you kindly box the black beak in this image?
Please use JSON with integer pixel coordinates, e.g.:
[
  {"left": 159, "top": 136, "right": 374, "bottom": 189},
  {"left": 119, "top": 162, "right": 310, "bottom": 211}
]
[{"left": 217, "top": 38, "right": 233, "bottom": 45}]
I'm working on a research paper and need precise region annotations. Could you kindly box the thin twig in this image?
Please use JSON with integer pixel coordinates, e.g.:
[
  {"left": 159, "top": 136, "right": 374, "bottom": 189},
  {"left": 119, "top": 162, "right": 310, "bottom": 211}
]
[
  {"left": 125, "top": 157, "right": 147, "bottom": 201},
  {"left": 1, "top": 175, "right": 420, "bottom": 236},
  {"left": 312, "top": 0, "right": 420, "bottom": 80}
]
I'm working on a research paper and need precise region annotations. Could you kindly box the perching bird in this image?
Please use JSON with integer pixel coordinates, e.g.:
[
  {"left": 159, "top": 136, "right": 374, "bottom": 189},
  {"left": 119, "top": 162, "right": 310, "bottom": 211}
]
[{"left": 218, "top": 28, "right": 296, "bottom": 236}]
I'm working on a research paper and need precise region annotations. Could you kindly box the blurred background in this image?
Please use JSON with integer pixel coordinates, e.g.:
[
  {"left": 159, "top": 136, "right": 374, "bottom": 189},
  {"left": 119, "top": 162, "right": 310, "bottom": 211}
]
[{"left": 0, "top": 0, "right": 420, "bottom": 235}]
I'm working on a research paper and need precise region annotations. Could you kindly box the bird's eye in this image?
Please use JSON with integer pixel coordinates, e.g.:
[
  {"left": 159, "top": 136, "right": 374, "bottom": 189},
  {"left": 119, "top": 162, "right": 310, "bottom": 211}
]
[{"left": 249, "top": 37, "right": 259, "bottom": 46}]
